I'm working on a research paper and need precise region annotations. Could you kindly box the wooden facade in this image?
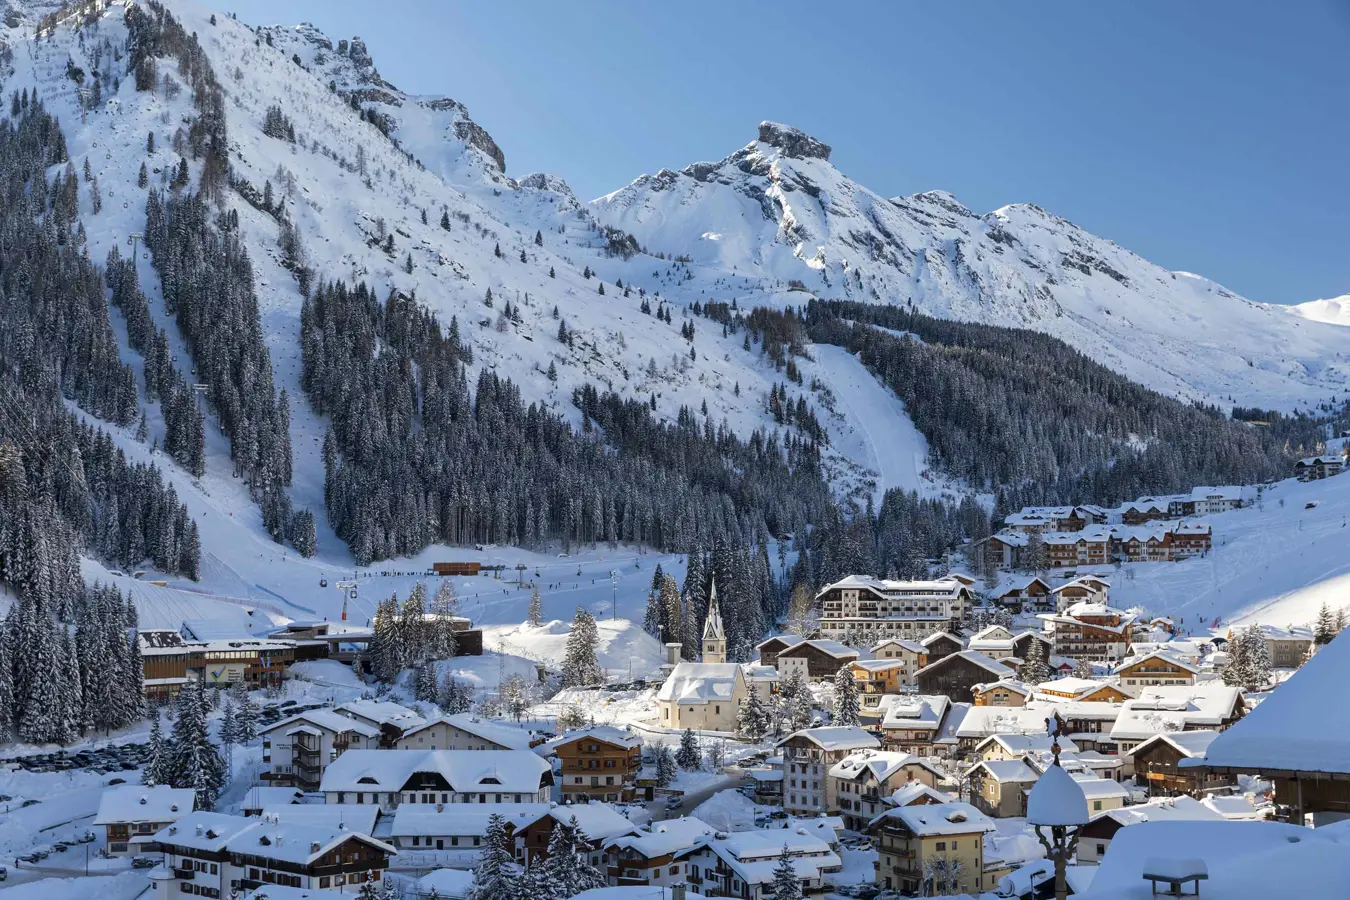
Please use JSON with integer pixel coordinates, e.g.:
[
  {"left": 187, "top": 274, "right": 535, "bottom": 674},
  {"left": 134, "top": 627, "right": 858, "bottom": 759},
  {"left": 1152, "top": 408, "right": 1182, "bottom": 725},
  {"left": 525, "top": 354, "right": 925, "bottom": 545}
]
[
  {"left": 553, "top": 733, "right": 642, "bottom": 802},
  {"left": 914, "top": 652, "right": 1008, "bottom": 704},
  {"left": 1129, "top": 737, "right": 1236, "bottom": 798}
]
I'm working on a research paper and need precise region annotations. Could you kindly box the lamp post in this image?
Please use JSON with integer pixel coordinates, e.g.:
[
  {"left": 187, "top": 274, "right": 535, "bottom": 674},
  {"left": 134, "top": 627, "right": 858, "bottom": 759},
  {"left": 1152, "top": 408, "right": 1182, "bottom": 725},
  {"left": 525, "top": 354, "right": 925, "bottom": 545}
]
[{"left": 1027, "top": 711, "right": 1088, "bottom": 900}]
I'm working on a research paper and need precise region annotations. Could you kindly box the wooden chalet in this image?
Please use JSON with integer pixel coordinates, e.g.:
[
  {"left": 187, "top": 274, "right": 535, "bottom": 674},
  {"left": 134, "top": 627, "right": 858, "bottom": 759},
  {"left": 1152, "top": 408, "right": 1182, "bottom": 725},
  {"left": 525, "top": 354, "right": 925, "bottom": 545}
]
[
  {"left": 1128, "top": 731, "right": 1235, "bottom": 798},
  {"left": 777, "top": 639, "right": 861, "bottom": 681},
  {"left": 756, "top": 634, "right": 805, "bottom": 669},
  {"left": 914, "top": 650, "right": 1010, "bottom": 704},
  {"left": 920, "top": 631, "right": 963, "bottom": 662},
  {"left": 1116, "top": 651, "right": 1199, "bottom": 693}
]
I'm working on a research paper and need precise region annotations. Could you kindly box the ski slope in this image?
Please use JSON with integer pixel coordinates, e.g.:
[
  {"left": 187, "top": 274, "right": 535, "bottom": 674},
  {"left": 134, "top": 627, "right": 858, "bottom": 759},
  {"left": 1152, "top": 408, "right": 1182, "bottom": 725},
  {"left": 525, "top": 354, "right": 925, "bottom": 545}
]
[{"left": 1111, "top": 472, "right": 1350, "bottom": 634}]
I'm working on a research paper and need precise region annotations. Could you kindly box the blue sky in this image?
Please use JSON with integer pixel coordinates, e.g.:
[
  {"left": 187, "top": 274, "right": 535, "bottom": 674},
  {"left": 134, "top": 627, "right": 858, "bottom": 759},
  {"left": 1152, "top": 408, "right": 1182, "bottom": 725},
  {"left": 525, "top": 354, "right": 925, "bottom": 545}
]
[{"left": 228, "top": 1, "right": 1349, "bottom": 305}]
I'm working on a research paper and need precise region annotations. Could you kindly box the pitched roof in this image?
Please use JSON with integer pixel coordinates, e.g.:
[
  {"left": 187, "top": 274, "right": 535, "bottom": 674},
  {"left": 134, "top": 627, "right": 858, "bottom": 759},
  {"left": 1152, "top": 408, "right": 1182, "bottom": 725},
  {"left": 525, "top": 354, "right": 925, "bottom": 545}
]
[
  {"left": 967, "top": 758, "right": 1040, "bottom": 783},
  {"left": 871, "top": 801, "right": 996, "bottom": 835},
  {"left": 1115, "top": 649, "right": 1201, "bottom": 675},
  {"left": 915, "top": 649, "right": 1009, "bottom": 679},
  {"left": 779, "top": 638, "right": 859, "bottom": 659},
  {"left": 399, "top": 714, "right": 535, "bottom": 750},
  {"left": 94, "top": 785, "right": 195, "bottom": 825},
  {"left": 318, "top": 749, "right": 551, "bottom": 794},
  {"left": 880, "top": 694, "right": 950, "bottom": 732},
  {"left": 827, "top": 750, "right": 945, "bottom": 783},
  {"left": 779, "top": 726, "right": 880, "bottom": 752},
  {"left": 921, "top": 631, "right": 964, "bottom": 648},
  {"left": 335, "top": 699, "right": 426, "bottom": 730},
  {"left": 976, "top": 732, "right": 1078, "bottom": 756},
  {"left": 656, "top": 662, "right": 744, "bottom": 705},
  {"left": 546, "top": 725, "right": 642, "bottom": 751},
  {"left": 606, "top": 816, "right": 715, "bottom": 857},
  {"left": 1110, "top": 685, "right": 1243, "bottom": 742},
  {"left": 256, "top": 803, "right": 380, "bottom": 836},
  {"left": 870, "top": 638, "right": 927, "bottom": 654},
  {"left": 261, "top": 708, "right": 382, "bottom": 739}
]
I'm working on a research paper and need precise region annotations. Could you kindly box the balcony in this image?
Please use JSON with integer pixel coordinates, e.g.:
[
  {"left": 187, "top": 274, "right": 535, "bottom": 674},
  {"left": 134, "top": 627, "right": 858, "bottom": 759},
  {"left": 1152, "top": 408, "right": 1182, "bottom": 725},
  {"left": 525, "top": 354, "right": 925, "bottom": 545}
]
[{"left": 173, "top": 867, "right": 196, "bottom": 881}]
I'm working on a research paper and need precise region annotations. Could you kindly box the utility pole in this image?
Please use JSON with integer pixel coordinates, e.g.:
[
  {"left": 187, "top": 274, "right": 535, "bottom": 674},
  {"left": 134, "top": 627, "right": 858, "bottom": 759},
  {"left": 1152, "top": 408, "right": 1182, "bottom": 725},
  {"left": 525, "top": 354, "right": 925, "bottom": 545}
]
[
  {"left": 336, "top": 579, "right": 357, "bottom": 621},
  {"left": 610, "top": 569, "right": 618, "bottom": 619}
]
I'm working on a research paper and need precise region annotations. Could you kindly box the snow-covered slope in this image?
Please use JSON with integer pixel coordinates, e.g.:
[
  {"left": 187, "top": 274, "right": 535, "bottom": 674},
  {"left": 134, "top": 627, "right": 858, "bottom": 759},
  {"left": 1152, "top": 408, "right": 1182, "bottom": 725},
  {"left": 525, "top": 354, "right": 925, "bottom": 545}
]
[
  {"left": 593, "top": 122, "right": 1350, "bottom": 411},
  {"left": 1110, "top": 470, "right": 1350, "bottom": 635},
  {"left": 1289, "top": 294, "right": 1350, "bottom": 327}
]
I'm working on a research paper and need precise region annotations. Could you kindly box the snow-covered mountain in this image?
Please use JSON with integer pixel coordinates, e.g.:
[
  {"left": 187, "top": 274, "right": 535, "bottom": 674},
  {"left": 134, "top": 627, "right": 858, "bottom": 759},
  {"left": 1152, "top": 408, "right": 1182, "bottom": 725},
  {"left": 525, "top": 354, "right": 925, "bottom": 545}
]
[
  {"left": 1290, "top": 294, "right": 1350, "bottom": 328},
  {"left": 593, "top": 122, "right": 1350, "bottom": 410}
]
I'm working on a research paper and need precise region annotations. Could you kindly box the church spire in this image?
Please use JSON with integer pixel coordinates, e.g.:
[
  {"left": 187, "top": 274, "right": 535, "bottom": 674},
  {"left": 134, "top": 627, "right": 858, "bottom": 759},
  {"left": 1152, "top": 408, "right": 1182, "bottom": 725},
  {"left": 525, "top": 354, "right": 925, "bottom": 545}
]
[{"left": 701, "top": 576, "right": 726, "bottom": 663}]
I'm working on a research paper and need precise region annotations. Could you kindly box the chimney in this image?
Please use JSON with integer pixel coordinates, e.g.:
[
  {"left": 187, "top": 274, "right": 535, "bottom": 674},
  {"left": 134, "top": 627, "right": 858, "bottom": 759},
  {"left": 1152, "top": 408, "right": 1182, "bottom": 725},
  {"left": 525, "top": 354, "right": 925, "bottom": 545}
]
[
  {"left": 311, "top": 841, "right": 322, "bottom": 853},
  {"left": 672, "top": 885, "right": 687, "bottom": 900},
  {"left": 665, "top": 642, "right": 682, "bottom": 667},
  {"left": 195, "top": 824, "right": 203, "bottom": 836}
]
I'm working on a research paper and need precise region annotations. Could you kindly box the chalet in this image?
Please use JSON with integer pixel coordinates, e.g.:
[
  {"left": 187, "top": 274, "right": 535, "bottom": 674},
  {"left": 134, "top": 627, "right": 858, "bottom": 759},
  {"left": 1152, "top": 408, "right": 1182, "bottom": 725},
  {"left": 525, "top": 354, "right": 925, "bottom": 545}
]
[
  {"left": 1185, "top": 486, "right": 1245, "bottom": 515},
  {"left": 1011, "top": 631, "right": 1053, "bottom": 664},
  {"left": 1050, "top": 577, "right": 1111, "bottom": 613},
  {"left": 395, "top": 713, "right": 534, "bottom": 751},
  {"left": 1005, "top": 505, "right": 1108, "bottom": 533},
  {"left": 971, "top": 679, "right": 1032, "bottom": 708},
  {"left": 1230, "top": 624, "right": 1315, "bottom": 669},
  {"left": 920, "top": 631, "right": 964, "bottom": 662},
  {"left": 776, "top": 639, "right": 860, "bottom": 682},
  {"left": 333, "top": 700, "right": 426, "bottom": 747},
  {"left": 1043, "top": 530, "right": 1112, "bottom": 568},
  {"left": 1119, "top": 498, "right": 1173, "bottom": 526},
  {"left": 777, "top": 726, "right": 880, "bottom": 815},
  {"left": 967, "top": 625, "right": 1017, "bottom": 659},
  {"left": 848, "top": 659, "right": 911, "bottom": 712},
  {"left": 149, "top": 810, "right": 395, "bottom": 896},
  {"left": 260, "top": 709, "right": 383, "bottom": 790},
  {"left": 1109, "top": 684, "right": 1246, "bottom": 758},
  {"left": 683, "top": 828, "right": 841, "bottom": 900},
  {"left": 1033, "top": 701, "right": 1124, "bottom": 754},
  {"left": 879, "top": 695, "right": 951, "bottom": 755},
  {"left": 966, "top": 759, "right": 1038, "bottom": 818},
  {"left": 994, "top": 577, "right": 1051, "bottom": 612},
  {"left": 546, "top": 725, "right": 643, "bottom": 802},
  {"left": 1115, "top": 651, "right": 1199, "bottom": 693},
  {"left": 755, "top": 635, "right": 805, "bottom": 670},
  {"left": 1294, "top": 455, "right": 1343, "bottom": 481},
  {"left": 1073, "top": 796, "right": 1224, "bottom": 865},
  {"left": 884, "top": 781, "right": 953, "bottom": 808},
  {"left": 320, "top": 749, "right": 553, "bottom": 812},
  {"left": 505, "top": 804, "right": 638, "bottom": 868},
  {"left": 868, "top": 638, "right": 929, "bottom": 682},
  {"left": 1181, "top": 631, "right": 1350, "bottom": 822},
  {"left": 1035, "top": 677, "right": 1130, "bottom": 704},
  {"left": 657, "top": 662, "right": 748, "bottom": 732},
  {"left": 974, "top": 733, "right": 1077, "bottom": 763},
  {"left": 984, "top": 532, "right": 1028, "bottom": 570},
  {"left": 606, "top": 816, "right": 715, "bottom": 887},
  {"left": 95, "top": 785, "right": 195, "bottom": 856},
  {"left": 239, "top": 788, "right": 304, "bottom": 817},
  {"left": 814, "top": 576, "right": 971, "bottom": 643},
  {"left": 1038, "top": 603, "right": 1135, "bottom": 662},
  {"left": 1126, "top": 731, "right": 1235, "bottom": 798},
  {"left": 914, "top": 650, "right": 1010, "bottom": 704},
  {"left": 1126, "top": 640, "right": 1209, "bottom": 666},
  {"left": 869, "top": 802, "right": 996, "bottom": 896},
  {"left": 828, "top": 751, "right": 945, "bottom": 830}
]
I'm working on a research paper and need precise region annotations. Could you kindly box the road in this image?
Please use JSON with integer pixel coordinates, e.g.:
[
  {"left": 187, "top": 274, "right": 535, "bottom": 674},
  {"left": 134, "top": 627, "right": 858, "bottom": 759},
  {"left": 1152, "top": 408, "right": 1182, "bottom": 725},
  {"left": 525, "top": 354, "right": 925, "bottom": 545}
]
[{"left": 647, "top": 770, "right": 752, "bottom": 823}]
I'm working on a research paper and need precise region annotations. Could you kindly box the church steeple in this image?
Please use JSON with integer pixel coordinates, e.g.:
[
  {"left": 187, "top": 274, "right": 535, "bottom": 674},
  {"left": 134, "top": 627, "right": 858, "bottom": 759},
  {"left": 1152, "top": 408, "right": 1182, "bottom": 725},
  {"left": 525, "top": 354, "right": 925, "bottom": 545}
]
[{"left": 702, "top": 576, "right": 726, "bottom": 664}]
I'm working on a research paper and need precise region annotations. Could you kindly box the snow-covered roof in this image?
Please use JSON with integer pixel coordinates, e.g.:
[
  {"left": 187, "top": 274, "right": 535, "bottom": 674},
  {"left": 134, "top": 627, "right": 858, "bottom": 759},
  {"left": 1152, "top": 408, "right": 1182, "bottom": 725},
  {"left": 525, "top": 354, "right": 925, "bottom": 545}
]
[
  {"left": 1200, "top": 794, "right": 1264, "bottom": 821},
  {"left": 1184, "top": 628, "right": 1350, "bottom": 775},
  {"left": 850, "top": 658, "right": 911, "bottom": 672},
  {"left": 401, "top": 714, "right": 535, "bottom": 750},
  {"left": 973, "top": 678, "right": 1033, "bottom": 698},
  {"left": 886, "top": 781, "right": 953, "bottom": 807},
  {"left": 1027, "top": 765, "right": 1090, "bottom": 826},
  {"left": 319, "top": 749, "right": 551, "bottom": 794},
  {"left": 335, "top": 699, "right": 426, "bottom": 730},
  {"left": 607, "top": 816, "right": 714, "bottom": 857},
  {"left": 779, "top": 638, "right": 859, "bottom": 659},
  {"left": 1110, "top": 685, "right": 1242, "bottom": 742},
  {"left": 779, "top": 725, "right": 880, "bottom": 752},
  {"left": 1116, "top": 649, "right": 1201, "bottom": 675},
  {"left": 262, "top": 708, "right": 382, "bottom": 739},
  {"left": 1093, "top": 795, "right": 1224, "bottom": 828},
  {"left": 880, "top": 694, "right": 950, "bottom": 732},
  {"left": 757, "top": 633, "right": 804, "bottom": 650},
  {"left": 656, "top": 662, "right": 744, "bottom": 705},
  {"left": 222, "top": 816, "right": 396, "bottom": 865},
  {"left": 914, "top": 649, "right": 1009, "bottom": 679},
  {"left": 871, "top": 638, "right": 927, "bottom": 654},
  {"left": 818, "top": 575, "right": 970, "bottom": 599},
  {"left": 976, "top": 732, "right": 1078, "bottom": 757},
  {"left": 94, "top": 785, "right": 196, "bottom": 825},
  {"left": 968, "top": 758, "right": 1039, "bottom": 784},
  {"left": 827, "top": 750, "right": 944, "bottom": 783},
  {"left": 1126, "top": 730, "right": 1220, "bottom": 759},
  {"left": 257, "top": 803, "right": 380, "bottom": 836},
  {"left": 871, "top": 800, "right": 996, "bottom": 836},
  {"left": 573, "top": 889, "right": 709, "bottom": 900},
  {"left": 392, "top": 801, "right": 636, "bottom": 843},
  {"left": 920, "top": 631, "right": 964, "bottom": 647},
  {"left": 153, "top": 811, "right": 270, "bottom": 853},
  {"left": 546, "top": 724, "right": 642, "bottom": 751},
  {"left": 1070, "top": 775, "right": 1130, "bottom": 801},
  {"left": 239, "top": 787, "right": 304, "bottom": 810},
  {"left": 241, "top": 887, "right": 348, "bottom": 900}
]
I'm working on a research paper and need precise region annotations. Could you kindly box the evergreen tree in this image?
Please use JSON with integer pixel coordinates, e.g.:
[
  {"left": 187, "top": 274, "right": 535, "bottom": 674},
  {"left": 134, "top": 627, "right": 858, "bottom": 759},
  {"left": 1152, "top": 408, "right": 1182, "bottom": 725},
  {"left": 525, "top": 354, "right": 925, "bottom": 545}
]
[
  {"left": 1072, "top": 658, "right": 1094, "bottom": 680},
  {"left": 561, "top": 607, "right": 602, "bottom": 686},
  {"left": 542, "top": 816, "right": 607, "bottom": 898},
  {"left": 166, "top": 679, "right": 226, "bottom": 809},
  {"left": 1221, "top": 633, "right": 1250, "bottom": 688},
  {"left": 831, "top": 666, "right": 860, "bottom": 727},
  {"left": 642, "top": 588, "right": 662, "bottom": 639},
  {"left": 144, "top": 715, "right": 170, "bottom": 786},
  {"left": 440, "top": 209, "right": 451, "bottom": 230},
  {"left": 737, "top": 682, "right": 769, "bottom": 741},
  {"left": 653, "top": 745, "right": 676, "bottom": 787},
  {"left": 1243, "top": 624, "right": 1271, "bottom": 689},
  {"left": 769, "top": 845, "right": 803, "bottom": 900},
  {"left": 1315, "top": 602, "right": 1336, "bottom": 645},
  {"left": 681, "top": 550, "right": 709, "bottom": 661},
  {"left": 676, "top": 728, "right": 702, "bottom": 770},
  {"left": 528, "top": 586, "right": 543, "bottom": 627},
  {"left": 1021, "top": 636, "right": 1050, "bottom": 684}
]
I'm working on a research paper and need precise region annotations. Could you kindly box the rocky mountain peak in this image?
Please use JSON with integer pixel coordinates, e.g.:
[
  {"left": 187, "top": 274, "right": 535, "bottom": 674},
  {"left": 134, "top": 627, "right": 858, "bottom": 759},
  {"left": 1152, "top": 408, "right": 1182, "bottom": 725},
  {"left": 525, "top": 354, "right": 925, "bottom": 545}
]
[{"left": 757, "top": 121, "right": 831, "bottom": 161}]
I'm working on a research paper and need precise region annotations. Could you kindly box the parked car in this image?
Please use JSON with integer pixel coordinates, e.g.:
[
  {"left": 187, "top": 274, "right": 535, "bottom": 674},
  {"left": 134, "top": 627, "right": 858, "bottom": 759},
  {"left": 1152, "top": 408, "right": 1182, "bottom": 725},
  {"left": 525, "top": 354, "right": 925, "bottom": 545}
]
[
  {"left": 0, "top": 864, "right": 8, "bottom": 880},
  {"left": 20, "top": 799, "right": 40, "bottom": 808},
  {"left": 132, "top": 857, "right": 158, "bottom": 869}
]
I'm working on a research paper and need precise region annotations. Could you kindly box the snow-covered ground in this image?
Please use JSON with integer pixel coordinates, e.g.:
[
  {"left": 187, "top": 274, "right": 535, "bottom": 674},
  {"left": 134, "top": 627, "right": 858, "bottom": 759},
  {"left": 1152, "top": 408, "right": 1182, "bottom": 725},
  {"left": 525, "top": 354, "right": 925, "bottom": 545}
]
[
  {"left": 1289, "top": 294, "right": 1350, "bottom": 327},
  {"left": 1109, "top": 472, "right": 1350, "bottom": 634}
]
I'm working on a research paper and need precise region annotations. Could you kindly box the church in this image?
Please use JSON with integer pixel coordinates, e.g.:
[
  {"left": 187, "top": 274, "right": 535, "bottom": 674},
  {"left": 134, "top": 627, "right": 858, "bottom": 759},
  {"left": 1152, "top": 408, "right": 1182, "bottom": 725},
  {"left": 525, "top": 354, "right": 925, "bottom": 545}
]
[{"left": 654, "top": 579, "right": 749, "bottom": 732}]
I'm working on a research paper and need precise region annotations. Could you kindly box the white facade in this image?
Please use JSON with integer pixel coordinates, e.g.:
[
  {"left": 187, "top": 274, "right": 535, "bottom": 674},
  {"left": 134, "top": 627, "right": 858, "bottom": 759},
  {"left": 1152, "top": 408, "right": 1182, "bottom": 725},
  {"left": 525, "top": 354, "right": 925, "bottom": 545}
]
[
  {"left": 260, "top": 709, "right": 382, "bottom": 789},
  {"left": 816, "top": 576, "right": 970, "bottom": 642}
]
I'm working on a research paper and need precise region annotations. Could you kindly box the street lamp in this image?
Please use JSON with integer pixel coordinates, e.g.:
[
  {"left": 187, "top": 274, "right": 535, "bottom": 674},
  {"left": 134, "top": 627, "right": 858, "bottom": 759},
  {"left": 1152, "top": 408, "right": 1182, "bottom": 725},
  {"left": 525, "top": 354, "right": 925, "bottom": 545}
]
[
  {"left": 1027, "top": 712, "right": 1089, "bottom": 900},
  {"left": 609, "top": 569, "right": 618, "bottom": 619}
]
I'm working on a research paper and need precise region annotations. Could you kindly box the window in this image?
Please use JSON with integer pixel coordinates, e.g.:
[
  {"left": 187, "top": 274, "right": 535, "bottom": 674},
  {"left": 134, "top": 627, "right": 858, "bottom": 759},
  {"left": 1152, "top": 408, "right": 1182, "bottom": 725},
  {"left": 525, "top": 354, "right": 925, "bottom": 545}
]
[
  {"left": 936, "top": 842, "right": 946, "bottom": 851},
  {"left": 1096, "top": 843, "right": 1106, "bottom": 856},
  {"left": 1093, "top": 800, "right": 1103, "bottom": 811}
]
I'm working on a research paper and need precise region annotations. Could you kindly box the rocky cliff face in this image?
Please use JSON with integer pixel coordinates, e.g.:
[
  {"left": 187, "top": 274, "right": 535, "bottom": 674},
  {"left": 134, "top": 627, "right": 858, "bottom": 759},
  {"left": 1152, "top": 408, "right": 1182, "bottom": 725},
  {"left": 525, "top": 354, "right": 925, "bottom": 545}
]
[{"left": 593, "top": 123, "right": 1350, "bottom": 410}]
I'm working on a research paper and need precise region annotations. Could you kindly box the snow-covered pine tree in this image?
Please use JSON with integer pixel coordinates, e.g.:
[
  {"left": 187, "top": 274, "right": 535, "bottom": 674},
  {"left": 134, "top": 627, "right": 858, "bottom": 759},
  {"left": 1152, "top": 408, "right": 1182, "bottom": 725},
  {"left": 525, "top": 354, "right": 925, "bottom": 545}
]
[
  {"left": 219, "top": 699, "right": 237, "bottom": 769},
  {"left": 681, "top": 549, "right": 709, "bottom": 660},
  {"left": 144, "top": 715, "right": 169, "bottom": 786},
  {"left": 653, "top": 745, "right": 676, "bottom": 787},
  {"left": 0, "top": 635, "right": 11, "bottom": 740},
  {"left": 469, "top": 813, "right": 518, "bottom": 900},
  {"left": 370, "top": 595, "right": 400, "bottom": 683},
  {"left": 1243, "top": 624, "right": 1271, "bottom": 689},
  {"left": 705, "top": 737, "right": 727, "bottom": 771},
  {"left": 831, "top": 666, "right": 861, "bottom": 727},
  {"left": 561, "top": 607, "right": 602, "bottom": 687},
  {"left": 1221, "top": 633, "right": 1250, "bottom": 688},
  {"left": 1315, "top": 602, "right": 1336, "bottom": 645},
  {"left": 659, "top": 574, "right": 682, "bottom": 646},
  {"left": 790, "top": 678, "right": 814, "bottom": 732},
  {"left": 1021, "top": 635, "right": 1050, "bottom": 684},
  {"left": 676, "top": 728, "right": 702, "bottom": 770},
  {"left": 542, "top": 816, "right": 607, "bottom": 899},
  {"left": 769, "top": 845, "right": 803, "bottom": 900},
  {"left": 1072, "top": 658, "right": 1094, "bottom": 679},
  {"left": 737, "top": 682, "right": 769, "bottom": 741},
  {"left": 167, "top": 678, "right": 226, "bottom": 810},
  {"left": 642, "top": 589, "right": 662, "bottom": 639},
  {"left": 528, "top": 586, "right": 543, "bottom": 627}
]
